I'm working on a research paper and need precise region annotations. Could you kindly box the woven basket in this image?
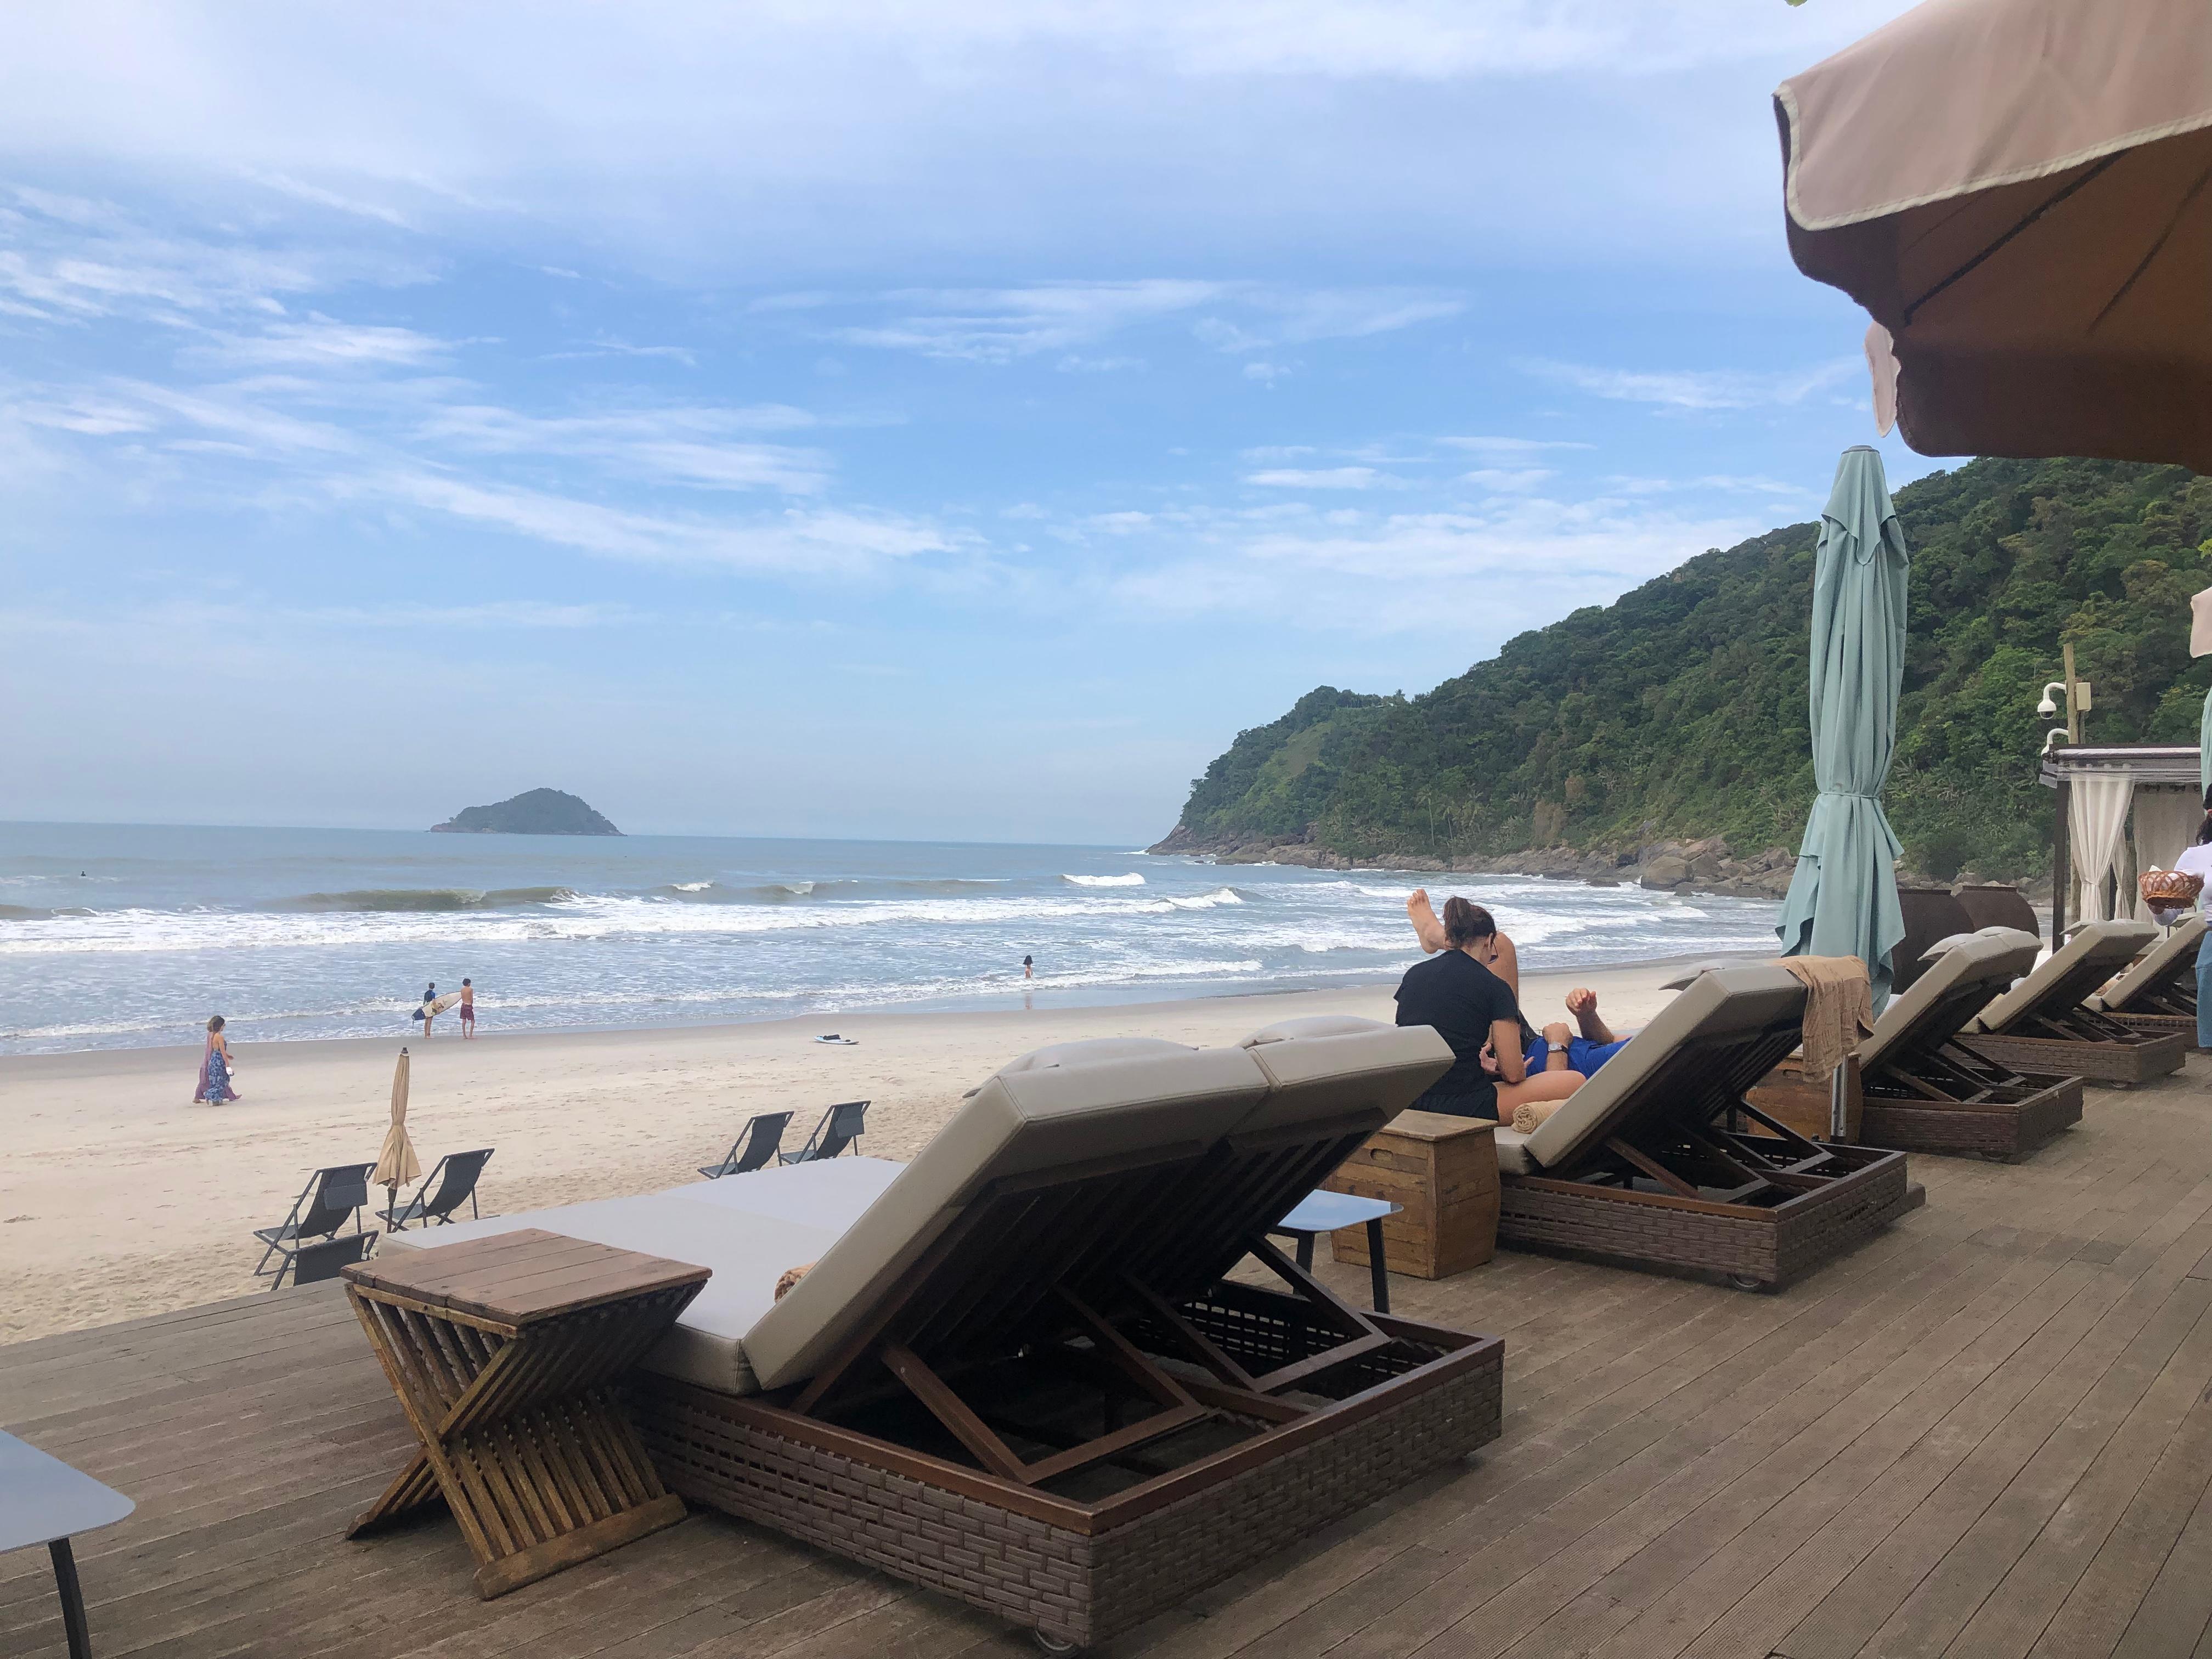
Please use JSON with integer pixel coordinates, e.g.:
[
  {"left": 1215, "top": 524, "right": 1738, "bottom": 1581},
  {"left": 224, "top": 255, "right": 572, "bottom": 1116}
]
[{"left": 2140, "top": 867, "right": 2204, "bottom": 908}]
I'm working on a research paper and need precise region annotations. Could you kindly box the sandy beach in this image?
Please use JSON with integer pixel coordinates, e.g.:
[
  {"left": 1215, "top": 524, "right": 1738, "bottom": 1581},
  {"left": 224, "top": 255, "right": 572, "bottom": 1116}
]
[{"left": 0, "top": 961, "right": 1705, "bottom": 1342}]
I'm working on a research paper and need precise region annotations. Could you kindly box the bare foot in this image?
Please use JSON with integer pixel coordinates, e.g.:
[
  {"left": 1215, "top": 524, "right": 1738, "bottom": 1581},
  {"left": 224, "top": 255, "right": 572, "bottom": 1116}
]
[{"left": 1406, "top": 888, "right": 1446, "bottom": 953}]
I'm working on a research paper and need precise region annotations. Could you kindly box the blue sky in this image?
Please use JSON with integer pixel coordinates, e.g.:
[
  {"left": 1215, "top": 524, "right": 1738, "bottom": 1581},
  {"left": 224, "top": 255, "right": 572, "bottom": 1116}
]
[{"left": 0, "top": 1, "right": 1934, "bottom": 843}]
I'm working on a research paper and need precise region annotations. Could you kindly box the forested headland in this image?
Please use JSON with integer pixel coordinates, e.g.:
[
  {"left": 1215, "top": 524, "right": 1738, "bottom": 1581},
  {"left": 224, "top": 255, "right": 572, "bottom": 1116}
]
[{"left": 1157, "top": 458, "right": 2212, "bottom": 881}]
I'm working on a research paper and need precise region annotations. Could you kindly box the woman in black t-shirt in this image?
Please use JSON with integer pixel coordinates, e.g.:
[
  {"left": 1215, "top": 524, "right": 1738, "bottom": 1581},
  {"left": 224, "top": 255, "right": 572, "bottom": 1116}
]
[{"left": 1394, "top": 897, "right": 1585, "bottom": 1122}]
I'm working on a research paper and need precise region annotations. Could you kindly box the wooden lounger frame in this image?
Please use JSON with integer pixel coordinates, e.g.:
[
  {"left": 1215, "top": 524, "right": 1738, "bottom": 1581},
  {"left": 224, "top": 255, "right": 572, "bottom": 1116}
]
[
  {"left": 1498, "top": 1015, "right": 1920, "bottom": 1288},
  {"left": 1969, "top": 998, "right": 2187, "bottom": 1086},
  {"left": 633, "top": 1116, "right": 1503, "bottom": 1651},
  {"left": 2098, "top": 929, "right": 2202, "bottom": 1039}
]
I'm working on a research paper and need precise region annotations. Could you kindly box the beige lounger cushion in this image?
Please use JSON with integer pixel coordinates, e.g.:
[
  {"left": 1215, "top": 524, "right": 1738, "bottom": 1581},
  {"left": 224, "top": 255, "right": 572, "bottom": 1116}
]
[
  {"left": 1521, "top": 966, "right": 1807, "bottom": 1172},
  {"left": 1493, "top": 1126, "right": 1538, "bottom": 1175},
  {"left": 1242, "top": 1014, "right": 1404, "bottom": 1045},
  {"left": 994, "top": 1036, "right": 1196, "bottom": 1072},
  {"left": 2092, "top": 915, "right": 2208, "bottom": 1011},
  {"left": 1857, "top": 927, "right": 2041, "bottom": 1073},
  {"left": 745, "top": 1045, "right": 1272, "bottom": 1393},
  {"left": 375, "top": 1158, "right": 906, "bottom": 1394},
  {"left": 1971, "top": 919, "right": 2155, "bottom": 1033},
  {"left": 1234, "top": 1021, "right": 1453, "bottom": 1135}
]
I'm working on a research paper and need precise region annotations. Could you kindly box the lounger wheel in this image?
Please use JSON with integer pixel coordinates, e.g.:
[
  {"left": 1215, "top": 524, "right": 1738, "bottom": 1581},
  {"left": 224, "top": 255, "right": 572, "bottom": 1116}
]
[
  {"left": 1031, "top": 1628, "right": 1084, "bottom": 1654},
  {"left": 1728, "top": 1272, "right": 1767, "bottom": 1291}
]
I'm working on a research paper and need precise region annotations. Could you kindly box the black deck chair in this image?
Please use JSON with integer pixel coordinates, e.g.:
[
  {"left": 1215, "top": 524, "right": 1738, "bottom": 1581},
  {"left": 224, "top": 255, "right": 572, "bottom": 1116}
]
[
  {"left": 780, "top": 1101, "right": 868, "bottom": 1164},
  {"left": 379, "top": 1148, "right": 494, "bottom": 1231},
  {"left": 254, "top": 1163, "right": 374, "bottom": 1287},
  {"left": 698, "top": 1112, "right": 793, "bottom": 1178},
  {"left": 292, "top": 1231, "right": 378, "bottom": 1285}
]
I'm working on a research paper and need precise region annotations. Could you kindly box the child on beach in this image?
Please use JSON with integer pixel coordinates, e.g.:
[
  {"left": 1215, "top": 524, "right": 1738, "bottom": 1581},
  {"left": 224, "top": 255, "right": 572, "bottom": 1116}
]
[
  {"left": 195, "top": 1015, "right": 239, "bottom": 1104},
  {"left": 460, "top": 979, "right": 475, "bottom": 1038}
]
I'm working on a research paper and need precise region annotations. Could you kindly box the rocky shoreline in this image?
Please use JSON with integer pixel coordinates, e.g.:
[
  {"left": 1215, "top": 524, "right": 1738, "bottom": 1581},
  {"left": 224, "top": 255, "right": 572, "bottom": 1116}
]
[{"left": 1146, "top": 825, "right": 2047, "bottom": 905}]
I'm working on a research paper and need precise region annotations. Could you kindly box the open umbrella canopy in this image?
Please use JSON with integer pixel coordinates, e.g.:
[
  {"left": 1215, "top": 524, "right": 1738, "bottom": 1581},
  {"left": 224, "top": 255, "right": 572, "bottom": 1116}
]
[
  {"left": 1779, "top": 448, "right": 1911, "bottom": 1010},
  {"left": 373, "top": 1047, "right": 421, "bottom": 1192},
  {"left": 1776, "top": 0, "right": 2212, "bottom": 470}
]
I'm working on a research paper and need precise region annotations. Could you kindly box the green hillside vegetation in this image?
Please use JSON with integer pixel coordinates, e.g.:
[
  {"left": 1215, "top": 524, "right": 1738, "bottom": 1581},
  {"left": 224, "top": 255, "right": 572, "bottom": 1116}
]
[{"left": 1165, "top": 458, "right": 2212, "bottom": 879}]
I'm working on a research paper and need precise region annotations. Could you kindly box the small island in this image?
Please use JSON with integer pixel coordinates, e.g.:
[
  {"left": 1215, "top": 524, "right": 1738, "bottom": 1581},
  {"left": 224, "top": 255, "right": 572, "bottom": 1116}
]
[{"left": 431, "top": 788, "right": 622, "bottom": 837}]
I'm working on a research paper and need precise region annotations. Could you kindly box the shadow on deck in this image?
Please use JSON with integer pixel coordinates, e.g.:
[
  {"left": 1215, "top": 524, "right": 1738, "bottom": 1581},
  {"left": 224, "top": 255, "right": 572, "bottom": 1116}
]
[{"left": 8, "top": 1057, "right": 2212, "bottom": 1658}]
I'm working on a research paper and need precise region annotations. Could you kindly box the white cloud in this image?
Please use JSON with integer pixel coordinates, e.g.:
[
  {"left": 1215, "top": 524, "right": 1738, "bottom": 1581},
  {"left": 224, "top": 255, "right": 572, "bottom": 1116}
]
[
  {"left": 1526, "top": 357, "right": 1862, "bottom": 411},
  {"left": 193, "top": 317, "right": 452, "bottom": 368},
  {"left": 829, "top": 281, "right": 1228, "bottom": 363},
  {"left": 412, "top": 403, "right": 831, "bottom": 493},
  {"left": 1459, "top": 466, "right": 1555, "bottom": 491},
  {"left": 1438, "top": 434, "right": 1593, "bottom": 454},
  {"left": 1244, "top": 466, "right": 1389, "bottom": 489}
]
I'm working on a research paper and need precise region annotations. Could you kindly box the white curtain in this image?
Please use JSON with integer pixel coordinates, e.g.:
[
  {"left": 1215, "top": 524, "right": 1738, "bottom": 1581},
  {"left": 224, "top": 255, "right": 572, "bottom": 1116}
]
[
  {"left": 2132, "top": 787, "right": 2204, "bottom": 921},
  {"left": 2069, "top": 774, "right": 2134, "bottom": 923}
]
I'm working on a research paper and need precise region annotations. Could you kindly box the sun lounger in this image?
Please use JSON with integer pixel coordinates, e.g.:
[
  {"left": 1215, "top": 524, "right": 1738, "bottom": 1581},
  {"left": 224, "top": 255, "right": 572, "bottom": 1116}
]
[
  {"left": 1846, "top": 929, "right": 2084, "bottom": 1159},
  {"left": 780, "top": 1099, "right": 867, "bottom": 1163},
  {"left": 378, "top": 1148, "right": 493, "bottom": 1229},
  {"left": 292, "top": 1230, "right": 379, "bottom": 1285},
  {"left": 1486, "top": 966, "right": 1919, "bottom": 1288},
  {"left": 378, "top": 1029, "right": 1499, "bottom": 1651},
  {"left": 1967, "top": 919, "right": 2188, "bottom": 1084},
  {"left": 698, "top": 1111, "right": 791, "bottom": 1178},
  {"left": 2090, "top": 915, "right": 2208, "bottom": 1037},
  {"left": 253, "top": 1163, "right": 374, "bottom": 1287}
]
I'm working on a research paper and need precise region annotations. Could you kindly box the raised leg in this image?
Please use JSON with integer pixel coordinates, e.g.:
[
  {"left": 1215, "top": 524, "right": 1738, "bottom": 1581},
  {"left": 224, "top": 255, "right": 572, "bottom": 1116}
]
[
  {"left": 50, "top": 1538, "right": 91, "bottom": 1659},
  {"left": 1365, "top": 1218, "right": 1390, "bottom": 1313}
]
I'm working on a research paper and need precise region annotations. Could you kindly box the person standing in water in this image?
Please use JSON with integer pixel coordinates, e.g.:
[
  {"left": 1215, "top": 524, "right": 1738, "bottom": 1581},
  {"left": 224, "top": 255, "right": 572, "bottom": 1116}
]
[
  {"left": 460, "top": 979, "right": 476, "bottom": 1039},
  {"left": 419, "top": 981, "right": 439, "bottom": 1037},
  {"left": 196, "top": 1015, "right": 240, "bottom": 1104},
  {"left": 1022, "top": 955, "right": 1034, "bottom": 980}
]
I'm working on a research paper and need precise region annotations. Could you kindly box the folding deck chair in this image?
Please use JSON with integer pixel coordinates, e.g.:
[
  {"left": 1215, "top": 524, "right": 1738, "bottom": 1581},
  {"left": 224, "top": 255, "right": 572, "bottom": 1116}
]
[
  {"left": 1843, "top": 929, "right": 2084, "bottom": 1159},
  {"left": 292, "top": 1231, "right": 379, "bottom": 1285},
  {"left": 2090, "top": 915, "right": 2208, "bottom": 1037},
  {"left": 379, "top": 1149, "right": 493, "bottom": 1230},
  {"left": 1476, "top": 965, "right": 1920, "bottom": 1288},
  {"left": 1967, "top": 919, "right": 2188, "bottom": 1084},
  {"left": 778, "top": 1100, "right": 867, "bottom": 1164},
  {"left": 254, "top": 1163, "right": 375, "bottom": 1288},
  {"left": 698, "top": 1112, "right": 792, "bottom": 1178},
  {"left": 372, "top": 1028, "right": 1501, "bottom": 1651}
]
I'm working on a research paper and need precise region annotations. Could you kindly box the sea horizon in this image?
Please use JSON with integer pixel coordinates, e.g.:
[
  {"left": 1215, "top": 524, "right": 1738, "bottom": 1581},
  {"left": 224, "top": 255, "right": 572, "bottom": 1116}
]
[{"left": 0, "top": 820, "right": 1786, "bottom": 1057}]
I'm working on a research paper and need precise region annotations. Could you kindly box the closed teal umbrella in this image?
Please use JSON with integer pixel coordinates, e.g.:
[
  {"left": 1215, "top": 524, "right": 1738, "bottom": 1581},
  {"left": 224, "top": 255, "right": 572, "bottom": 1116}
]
[
  {"left": 1778, "top": 447, "right": 1910, "bottom": 1009},
  {"left": 2199, "top": 685, "right": 2210, "bottom": 801}
]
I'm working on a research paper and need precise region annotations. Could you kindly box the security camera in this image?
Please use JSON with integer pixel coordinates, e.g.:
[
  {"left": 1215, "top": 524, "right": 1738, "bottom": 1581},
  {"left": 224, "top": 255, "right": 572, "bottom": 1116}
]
[{"left": 2036, "top": 694, "right": 2057, "bottom": 717}]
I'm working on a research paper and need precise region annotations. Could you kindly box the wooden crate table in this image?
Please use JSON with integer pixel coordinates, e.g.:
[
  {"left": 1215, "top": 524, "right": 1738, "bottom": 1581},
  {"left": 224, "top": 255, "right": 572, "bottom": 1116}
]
[
  {"left": 1323, "top": 1110, "right": 1500, "bottom": 1279},
  {"left": 341, "top": 1228, "right": 710, "bottom": 1599}
]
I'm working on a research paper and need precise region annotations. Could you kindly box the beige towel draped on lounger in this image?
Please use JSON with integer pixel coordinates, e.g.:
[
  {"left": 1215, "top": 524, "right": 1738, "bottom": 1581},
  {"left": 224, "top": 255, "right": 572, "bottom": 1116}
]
[{"left": 1777, "top": 955, "right": 1872, "bottom": 1086}]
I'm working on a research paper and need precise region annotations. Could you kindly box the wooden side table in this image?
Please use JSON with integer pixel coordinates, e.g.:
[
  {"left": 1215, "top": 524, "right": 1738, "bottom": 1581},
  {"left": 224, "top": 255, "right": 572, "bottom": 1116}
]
[
  {"left": 1324, "top": 1110, "right": 1500, "bottom": 1278},
  {"left": 343, "top": 1228, "right": 710, "bottom": 1598}
]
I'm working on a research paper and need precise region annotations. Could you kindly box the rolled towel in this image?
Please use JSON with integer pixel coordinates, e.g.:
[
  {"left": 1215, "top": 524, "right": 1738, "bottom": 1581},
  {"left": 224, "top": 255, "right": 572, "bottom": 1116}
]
[
  {"left": 774, "top": 1261, "right": 817, "bottom": 1301},
  {"left": 1512, "top": 1099, "right": 1565, "bottom": 1134}
]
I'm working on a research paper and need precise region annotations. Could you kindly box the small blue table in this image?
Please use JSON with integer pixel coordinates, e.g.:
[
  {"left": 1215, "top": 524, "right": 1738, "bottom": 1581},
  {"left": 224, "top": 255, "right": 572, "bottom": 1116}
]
[
  {"left": 1269, "top": 1189, "right": 1404, "bottom": 1313},
  {"left": 0, "top": 1430, "right": 134, "bottom": 1658}
]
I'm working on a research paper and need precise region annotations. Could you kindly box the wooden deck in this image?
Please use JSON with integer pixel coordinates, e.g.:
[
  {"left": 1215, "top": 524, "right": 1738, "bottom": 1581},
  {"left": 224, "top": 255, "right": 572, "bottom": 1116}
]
[{"left": 7, "top": 1057, "right": 2212, "bottom": 1659}]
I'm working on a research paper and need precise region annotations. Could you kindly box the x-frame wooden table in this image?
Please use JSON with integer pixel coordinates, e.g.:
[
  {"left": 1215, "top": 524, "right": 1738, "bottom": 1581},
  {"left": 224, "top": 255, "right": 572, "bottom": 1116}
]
[{"left": 342, "top": 1228, "right": 709, "bottom": 1598}]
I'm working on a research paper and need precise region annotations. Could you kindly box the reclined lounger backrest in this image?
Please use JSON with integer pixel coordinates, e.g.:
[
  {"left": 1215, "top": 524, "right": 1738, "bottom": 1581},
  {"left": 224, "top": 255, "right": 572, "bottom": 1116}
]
[
  {"left": 1096, "top": 1020, "right": 1452, "bottom": 1306},
  {"left": 1972, "top": 919, "right": 2155, "bottom": 1035},
  {"left": 1519, "top": 965, "right": 1809, "bottom": 1175},
  {"left": 1857, "top": 928, "right": 2042, "bottom": 1076},
  {"left": 2093, "top": 915, "right": 2208, "bottom": 1012},
  {"left": 743, "top": 1041, "right": 1272, "bottom": 1393}
]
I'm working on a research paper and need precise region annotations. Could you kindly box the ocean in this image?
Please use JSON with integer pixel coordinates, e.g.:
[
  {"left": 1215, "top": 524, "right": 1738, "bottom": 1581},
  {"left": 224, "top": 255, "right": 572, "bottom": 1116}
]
[{"left": 0, "top": 823, "right": 1785, "bottom": 1056}]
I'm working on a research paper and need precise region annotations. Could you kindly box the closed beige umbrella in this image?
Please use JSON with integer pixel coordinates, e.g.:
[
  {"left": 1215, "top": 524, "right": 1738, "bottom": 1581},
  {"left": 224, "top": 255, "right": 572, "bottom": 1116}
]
[
  {"left": 374, "top": 1047, "right": 421, "bottom": 1232},
  {"left": 1777, "top": 0, "right": 2212, "bottom": 470}
]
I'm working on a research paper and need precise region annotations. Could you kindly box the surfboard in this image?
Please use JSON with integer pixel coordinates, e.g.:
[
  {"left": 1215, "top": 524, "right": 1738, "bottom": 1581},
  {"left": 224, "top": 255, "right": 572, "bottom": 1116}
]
[{"left": 414, "top": 991, "right": 465, "bottom": 1020}]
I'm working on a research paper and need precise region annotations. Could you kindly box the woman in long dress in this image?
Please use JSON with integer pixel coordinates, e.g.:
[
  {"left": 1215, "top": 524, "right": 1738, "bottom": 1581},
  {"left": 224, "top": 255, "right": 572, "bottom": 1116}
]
[{"left": 195, "top": 1014, "right": 240, "bottom": 1104}]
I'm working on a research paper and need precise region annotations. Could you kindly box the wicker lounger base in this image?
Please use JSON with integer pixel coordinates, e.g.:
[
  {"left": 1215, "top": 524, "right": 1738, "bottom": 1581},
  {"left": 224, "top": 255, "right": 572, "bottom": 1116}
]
[
  {"left": 634, "top": 1308, "right": 1501, "bottom": 1651},
  {"left": 1964, "top": 1030, "right": 2188, "bottom": 1085},
  {"left": 1858, "top": 1073, "right": 2084, "bottom": 1161},
  {"left": 1497, "top": 1143, "right": 1917, "bottom": 1288},
  {"left": 2113, "top": 1011, "right": 2197, "bottom": 1038}
]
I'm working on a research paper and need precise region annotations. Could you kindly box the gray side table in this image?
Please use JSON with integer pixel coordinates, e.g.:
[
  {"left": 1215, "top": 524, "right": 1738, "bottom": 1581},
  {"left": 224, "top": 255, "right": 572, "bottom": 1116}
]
[
  {"left": 0, "top": 1430, "right": 134, "bottom": 1658},
  {"left": 1270, "top": 1188, "right": 1404, "bottom": 1312}
]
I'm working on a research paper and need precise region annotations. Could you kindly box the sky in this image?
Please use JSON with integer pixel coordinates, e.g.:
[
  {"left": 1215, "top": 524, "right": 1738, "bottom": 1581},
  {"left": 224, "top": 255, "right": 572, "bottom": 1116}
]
[{"left": 0, "top": 0, "right": 1940, "bottom": 844}]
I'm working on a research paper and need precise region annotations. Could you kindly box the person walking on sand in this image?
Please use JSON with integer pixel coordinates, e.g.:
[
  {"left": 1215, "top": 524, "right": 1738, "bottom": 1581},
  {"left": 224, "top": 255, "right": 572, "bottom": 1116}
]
[
  {"left": 195, "top": 1015, "right": 240, "bottom": 1104},
  {"left": 460, "top": 978, "right": 476, "bottom": 1039}
]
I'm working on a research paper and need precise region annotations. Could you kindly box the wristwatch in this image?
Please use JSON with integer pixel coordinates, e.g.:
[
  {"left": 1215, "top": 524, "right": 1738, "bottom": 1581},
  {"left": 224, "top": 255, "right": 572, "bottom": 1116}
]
[{"left": 1547, "top": 1040, "right": 1568, "bottom": 1054}]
